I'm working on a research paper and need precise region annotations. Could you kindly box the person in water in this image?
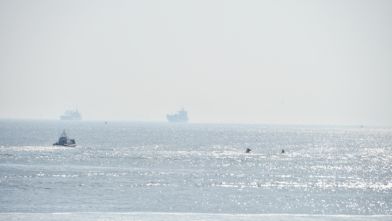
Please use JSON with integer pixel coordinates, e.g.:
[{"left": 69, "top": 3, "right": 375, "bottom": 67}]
[
  {"left": 246, "top": 148, "right": 252, "bottom": 153},
  {"left": 281, "top": 149, "right": 285, "bottom": 153}
]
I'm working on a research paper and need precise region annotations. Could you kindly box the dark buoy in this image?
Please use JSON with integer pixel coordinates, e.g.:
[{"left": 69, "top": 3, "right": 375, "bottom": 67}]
[
  {"left": 246, "top": 148, "right": 252, "bottom": 153},
  {"left": 281, "top": 149, "right": 285, "bottom": 154}
]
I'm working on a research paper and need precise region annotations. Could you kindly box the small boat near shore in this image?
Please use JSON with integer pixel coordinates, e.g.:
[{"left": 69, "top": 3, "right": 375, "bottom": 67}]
[{"left": 53, "top": 130, "right": 76, "bottom": 147}]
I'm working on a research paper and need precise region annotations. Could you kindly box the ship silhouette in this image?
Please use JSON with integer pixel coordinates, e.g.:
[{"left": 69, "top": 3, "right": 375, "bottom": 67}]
[
  {"left": 60, "top": 109, "right": 82, "bottom": 120},
  {"left": 167, "top": 108, "right": 189, "bottom": 122}
]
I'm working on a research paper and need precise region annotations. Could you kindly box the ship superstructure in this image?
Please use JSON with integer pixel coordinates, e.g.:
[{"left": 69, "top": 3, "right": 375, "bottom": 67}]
[
  {"left": 60, "top": 109, "right": 82, "bottom": 120},
  {"left": 167, "top": 108, "right": 189, "bottom": 122}
]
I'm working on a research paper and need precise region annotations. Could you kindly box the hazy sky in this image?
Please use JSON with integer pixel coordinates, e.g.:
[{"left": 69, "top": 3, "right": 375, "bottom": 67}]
[{"left": 1, "top": 0, "right": 391, "bottom": 126}]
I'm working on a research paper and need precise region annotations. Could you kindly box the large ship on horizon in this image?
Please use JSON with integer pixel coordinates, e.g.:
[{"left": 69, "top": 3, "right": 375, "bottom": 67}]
[
  {"left": 167, "top": 108, "right": 189, "bottom": 123},
  {"left": 60, "top": 109, "right": 82, "bottom": 120}
]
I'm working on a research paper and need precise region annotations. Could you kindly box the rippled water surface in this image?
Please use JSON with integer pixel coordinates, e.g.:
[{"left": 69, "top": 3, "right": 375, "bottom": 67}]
[{"left": 1, "top": 120, "right": 391, "bottom": 218}]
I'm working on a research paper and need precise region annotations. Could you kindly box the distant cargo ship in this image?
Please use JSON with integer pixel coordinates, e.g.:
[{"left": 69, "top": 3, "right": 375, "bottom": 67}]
[
  {"left": 60, "top": 109, "right": 82, "bottom": 120},
  {"left": 167, "top": 108, "right": 189, "bottom": 122}
]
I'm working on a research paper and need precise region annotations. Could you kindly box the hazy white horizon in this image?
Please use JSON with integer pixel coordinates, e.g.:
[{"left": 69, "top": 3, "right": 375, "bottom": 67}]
[{"left": 1, "top": 0, "right": 391, "bottom": 126}]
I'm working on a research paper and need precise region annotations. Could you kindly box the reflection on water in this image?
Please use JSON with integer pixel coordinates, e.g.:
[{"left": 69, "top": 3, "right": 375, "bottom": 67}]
[
  {"left": 0, "top": 120, "right": 391, "bottom": 216},
  {"left": 1, "top": 213, "right": 391, "bottom": 221}
]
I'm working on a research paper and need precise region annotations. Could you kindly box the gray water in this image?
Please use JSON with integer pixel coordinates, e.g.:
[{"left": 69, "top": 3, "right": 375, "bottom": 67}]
[{"left": 1, "top": 120, "right": 391, "bottom": 220}]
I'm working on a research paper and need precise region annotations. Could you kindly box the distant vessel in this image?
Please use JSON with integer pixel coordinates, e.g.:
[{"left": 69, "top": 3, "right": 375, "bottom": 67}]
[
  {"left": 60, "top": 109, "right": 82, "bottom": 120},
  {"left": 167, "top": 108, "right": 189, "bottom": 122},
  {"left": 53, "top": 130, "right": 76, "bottom": 147}
]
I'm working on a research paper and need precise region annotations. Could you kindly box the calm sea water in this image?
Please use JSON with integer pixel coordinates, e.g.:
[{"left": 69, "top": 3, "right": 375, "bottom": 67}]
[{"left": 1, "top": 120, "right": 391, "bottom": 220}]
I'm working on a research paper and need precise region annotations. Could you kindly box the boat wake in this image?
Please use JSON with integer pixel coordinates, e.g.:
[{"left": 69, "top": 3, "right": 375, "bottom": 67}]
[{"left": 0, "top": 146, "right": 79, "bottom": 151}]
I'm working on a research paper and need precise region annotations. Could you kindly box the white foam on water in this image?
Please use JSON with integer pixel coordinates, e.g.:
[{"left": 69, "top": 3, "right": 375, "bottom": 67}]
[{"left": 0, "top": 146, "right": 80, "bottom": 151}]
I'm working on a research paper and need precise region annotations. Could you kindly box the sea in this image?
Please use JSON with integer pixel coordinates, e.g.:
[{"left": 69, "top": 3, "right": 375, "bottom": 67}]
[{"left": 0, "top": 119, "right": 391, "bottom": 220}]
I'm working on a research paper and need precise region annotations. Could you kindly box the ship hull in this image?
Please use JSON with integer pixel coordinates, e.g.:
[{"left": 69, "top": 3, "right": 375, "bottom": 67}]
[
  {"left": 53, "top": 143, "right": 77, "bottom": 147},
  {"left": 60, "top": 116, "right": 82, "bottom": 120},
  {"left": 167, "top": 115, "right": 189, "bottom": 122}
]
